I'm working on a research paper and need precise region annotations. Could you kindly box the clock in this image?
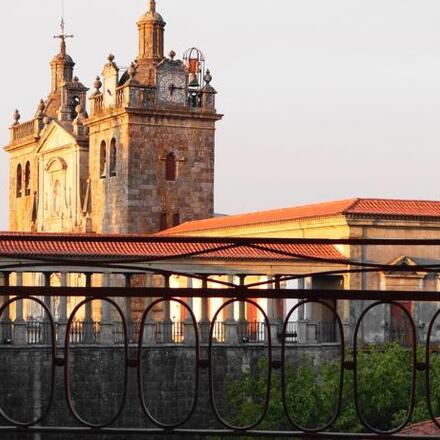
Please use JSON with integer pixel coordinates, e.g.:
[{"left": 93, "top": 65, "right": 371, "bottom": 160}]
[{"left": 158, "top": 73, "right": 187, "bottom": 105}]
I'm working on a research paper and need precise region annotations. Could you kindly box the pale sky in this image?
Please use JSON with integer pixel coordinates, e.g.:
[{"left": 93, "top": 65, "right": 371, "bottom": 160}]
[{"left": 1, "top": 0, "right": 440, "bottom": 230}]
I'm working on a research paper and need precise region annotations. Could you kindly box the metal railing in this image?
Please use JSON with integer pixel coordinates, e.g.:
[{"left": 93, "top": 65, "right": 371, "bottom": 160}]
[{"left": 0, "top": 236, "right": 440, "bottom": 437}]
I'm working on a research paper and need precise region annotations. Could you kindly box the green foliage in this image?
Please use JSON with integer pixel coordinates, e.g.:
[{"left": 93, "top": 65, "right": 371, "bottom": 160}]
[{"left": 221, "top": 343, "right": 440, "bottom": 433}]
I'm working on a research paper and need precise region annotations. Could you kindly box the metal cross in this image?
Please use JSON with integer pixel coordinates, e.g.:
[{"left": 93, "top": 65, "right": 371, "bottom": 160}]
[
  {"left": 54, "top": 0, "right": 73, "bottom": 55},
  {"left": 54, "top": 19, "right": 73, "bottom": 54}
]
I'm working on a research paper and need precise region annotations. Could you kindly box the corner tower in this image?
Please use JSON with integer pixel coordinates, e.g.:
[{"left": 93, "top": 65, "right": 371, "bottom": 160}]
[{"left": 86, "top": 1, "right": 222, "bottom": 234}]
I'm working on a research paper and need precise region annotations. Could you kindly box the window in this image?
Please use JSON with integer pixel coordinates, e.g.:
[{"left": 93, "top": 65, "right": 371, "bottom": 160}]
[
  {"left": 16, "top": 164, "right": 22, "bottom": 198},
  {"left": 24, "top": 161, "right": 31, "bottom": 196},
  {"left": 100, "top": 141, "right": 107, "bottom": 178},
  {"left": 173, "top": 213, "right": 180, "bottom": 227},
  {"left": 165, "top": 152, "right": 176, "bottom": 181},
  {"left": 159, "top": 213, "right": 168, "bottom": 231},
  {"left": 110, "top": 138, "right": 117, "bottom": 176}
]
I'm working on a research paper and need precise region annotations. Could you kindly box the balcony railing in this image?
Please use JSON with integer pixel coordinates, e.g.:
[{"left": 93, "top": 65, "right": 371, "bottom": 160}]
[
  {"left": 0, "top": 236, "right": 439, "bottom": 437},
  {"left": 11, "top": 119, "right": 36, "bottom": 142}
]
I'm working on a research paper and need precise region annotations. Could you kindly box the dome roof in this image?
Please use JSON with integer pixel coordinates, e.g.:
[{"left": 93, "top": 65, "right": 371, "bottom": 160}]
[
  {"left": 51, "top": 52, "right": 75, "bottom": 65},
  {"left": 139, "top": 10, "right": 165, "bottom": 23},
  {"left": 139, "top": 0, "right": 165, "bottom": 24}
]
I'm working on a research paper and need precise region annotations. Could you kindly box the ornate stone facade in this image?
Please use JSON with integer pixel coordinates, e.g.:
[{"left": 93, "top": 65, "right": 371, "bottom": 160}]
[{"left": 4, "top": 0, "right": 222, "bottom": 234}]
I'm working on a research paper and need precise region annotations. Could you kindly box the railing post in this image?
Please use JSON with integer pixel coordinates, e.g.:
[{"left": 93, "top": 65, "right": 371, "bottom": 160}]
[
  {"left": 14, "top": 272, "right": 26, "bottom": 345},
  {"left": 199, "top": 276, "right": 210, "bottom": 343},
  {"left": 101, "top": 273, "right": 113, "bottom": 344},
  {"left": 224, "top": 275, "right": 238, "bottom": 344},
  {"left": 57, "top": 272, "right": 68, "bottom": 345}
]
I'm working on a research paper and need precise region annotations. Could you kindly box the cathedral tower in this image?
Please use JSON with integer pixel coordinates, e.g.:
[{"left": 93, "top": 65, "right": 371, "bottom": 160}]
[
  {"left": 86, "top": 1, "right": 222, "bottom": 234},
  {"left": 5, "top": 22, "right": 89, "bottom": 233}
]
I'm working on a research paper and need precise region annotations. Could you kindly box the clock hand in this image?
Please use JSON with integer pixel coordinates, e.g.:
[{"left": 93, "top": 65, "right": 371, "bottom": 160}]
[{"left": 169, "top": 84, "right": 185, "bottom": 94}]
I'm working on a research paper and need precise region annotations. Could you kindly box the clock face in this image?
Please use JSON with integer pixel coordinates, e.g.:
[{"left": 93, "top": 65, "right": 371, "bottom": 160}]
[{"left": 158, "top": 73, "right": 187, "bottom": 105}]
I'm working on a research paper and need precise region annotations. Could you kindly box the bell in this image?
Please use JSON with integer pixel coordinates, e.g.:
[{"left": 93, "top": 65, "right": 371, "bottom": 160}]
[
  {"left": 188, "top": 72, "right": 199, "bottom": 88},
  {"left": 188, "top": 58, "right": 199, "bottom": 74}
]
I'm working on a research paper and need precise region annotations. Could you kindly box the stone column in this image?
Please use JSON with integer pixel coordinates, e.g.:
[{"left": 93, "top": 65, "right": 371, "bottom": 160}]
[
  {"left": 162, "top": 275, "right": 172, "bottom": 343},
  {"left": 14, "top": 272, "right": 26, "bottom": 345},
  {"left": 0, "top": 273, "right": 11, "bottom": 342},
  {"left": 57, "top": 273, "right": 68, "bottom": 344},
  {"left": 184, "top": 277, "right": 195, "bottom": 344},
  {"left": 101, "top": 273, "right": 113, "bottom": 344},
  {"left": 124, "top": 274, "right": 134, "bottom": 342},
  {"left": 199, "top": 276, "right": 210, "bottom": 343},
  {"left": 143, "top": 273, "right": 156, "bottom": 345},
  {"left": 238, "top": 275, "right": 248, "bottom": 343},
  {"left": 84, "top": 273, "right": 94, "bottom": 343},
  {"left": 267, "top": 276, "right": 282, "bottom": 345},
  {"left": 42, "top": 272, "right": 52, "bottom": 344},
  {"left": 224, "top": 275, "right": 238, "bottom": 344}
]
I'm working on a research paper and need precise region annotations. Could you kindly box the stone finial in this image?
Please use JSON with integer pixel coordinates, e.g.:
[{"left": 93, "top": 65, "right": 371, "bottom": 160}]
[
  {"left": 108, "top": 53, "right": 115, "bottom": 64},
  {"left": 93, "top": 76, "right": 102, "bottom": 94},
  {"left": 149, "top": 0, "right": 157, "bottom": 12},
  {"left": 204, "top": 70, "right": 213, "bottom": 86},
  {"left": 12, "top": 109, "right": 20, "bottom": 126},
  {"left": 169, "top": 50, "right": 176, "bottom": 60},
  {"left": 73, "top": 76, "right": 79, "bottom": 83}
]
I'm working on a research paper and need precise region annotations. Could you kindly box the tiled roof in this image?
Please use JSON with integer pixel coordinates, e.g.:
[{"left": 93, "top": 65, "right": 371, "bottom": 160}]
[
  {"left": 160, "top": 198, "right": 440, "bottom": 235},
  {"left": 0, "top": 232, "right": 344, "bottom": 262},
  {"left": 401, "top": 418, "right": 440, "bottom": 435}
]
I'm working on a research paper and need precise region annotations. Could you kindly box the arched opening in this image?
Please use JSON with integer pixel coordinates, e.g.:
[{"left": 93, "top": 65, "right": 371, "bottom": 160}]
[
  {"left": 160, "top": 213, "right": 168, "bottom": 231},
  {"left": 165, "top": 153, "right": 177, "bottom": 181},
  {"left": 110, "top": 138, "right": 117, "bottom": 176},
  {"left": 24, "top": 161, "right": 31, "bottom": 196},
  {"left": 100, "top": 141, "right": 107, "bottom": 178},
  {"left": 173, "top": 213, "right": 180, "bottom": 227},
  {"left": 16, "top": 164, "right": 22, "bottom": 198},
  {"left": 71, "top": 96, "right": 81, "bottom": 120}
]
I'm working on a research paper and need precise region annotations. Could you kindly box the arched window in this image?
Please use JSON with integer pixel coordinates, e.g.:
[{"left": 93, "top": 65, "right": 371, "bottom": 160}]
[
  {"left": 100, "top": 141, "right": 107, "bottom": 178},
  {"left": 173, "top": 213, "right": 180, "bottom": 227},
  {"left": 24, "top": 161, "right": 31, "bottom": 196},
  {"left": 16, "top": 164, "right": 22, "bottom": 198},
  {"left": 110, "top": 138, "right": 117, "bottom": 176},
  {"left": 165, "top": 152, "right": 176, "bottom": 181},
  {"left": 159, "top": 213, "right": 168, "bottom": 231}
]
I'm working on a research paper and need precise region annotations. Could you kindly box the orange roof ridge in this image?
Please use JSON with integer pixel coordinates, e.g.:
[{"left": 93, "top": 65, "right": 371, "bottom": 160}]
[{"left": 160, "top": 197, "right": 440, "bottom": 235}]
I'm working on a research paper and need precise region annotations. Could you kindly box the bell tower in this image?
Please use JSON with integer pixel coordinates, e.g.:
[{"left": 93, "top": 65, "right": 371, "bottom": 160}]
[
  {"left": 137, "top": 0, "right": 165, "bottom": 63},
  {"left": 86, "top": 1, "right": 223, "bottom": 234}
]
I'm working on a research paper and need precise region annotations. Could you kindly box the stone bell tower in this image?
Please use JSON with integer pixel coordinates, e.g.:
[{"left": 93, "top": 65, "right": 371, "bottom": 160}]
[{"left": 85, "top": 0, "right": 223, "bottom": 234}]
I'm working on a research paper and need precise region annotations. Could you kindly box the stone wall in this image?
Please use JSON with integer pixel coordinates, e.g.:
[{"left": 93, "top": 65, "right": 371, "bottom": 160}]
[{"left": 0, "top": 344, "right": 340, "bottom": 439}]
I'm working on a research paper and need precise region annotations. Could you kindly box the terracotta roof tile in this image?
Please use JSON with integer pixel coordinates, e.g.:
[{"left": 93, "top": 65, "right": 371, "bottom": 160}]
[
  {"left": 401, "top": 418, "right": 440, "bottom": 435},
  {"left": 0, "top": 232, "right": 344, "bottom": 262},
  {"left": 160, "top": 198, "right": 440, "bottom": 235}
]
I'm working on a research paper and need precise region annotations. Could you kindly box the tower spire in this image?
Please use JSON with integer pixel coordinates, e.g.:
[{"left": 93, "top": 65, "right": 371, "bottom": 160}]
[
  {"left": 50, "top": 1, "right": 75, "bottom": 95},
  {"left": 149, "top": 0, "right": 156, "bottom": 13}
]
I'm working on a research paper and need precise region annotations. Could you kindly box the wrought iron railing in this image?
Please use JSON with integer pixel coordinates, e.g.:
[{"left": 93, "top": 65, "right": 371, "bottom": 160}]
[{"left": 0, "top": 236, "right": 440, "bottom": 437}]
